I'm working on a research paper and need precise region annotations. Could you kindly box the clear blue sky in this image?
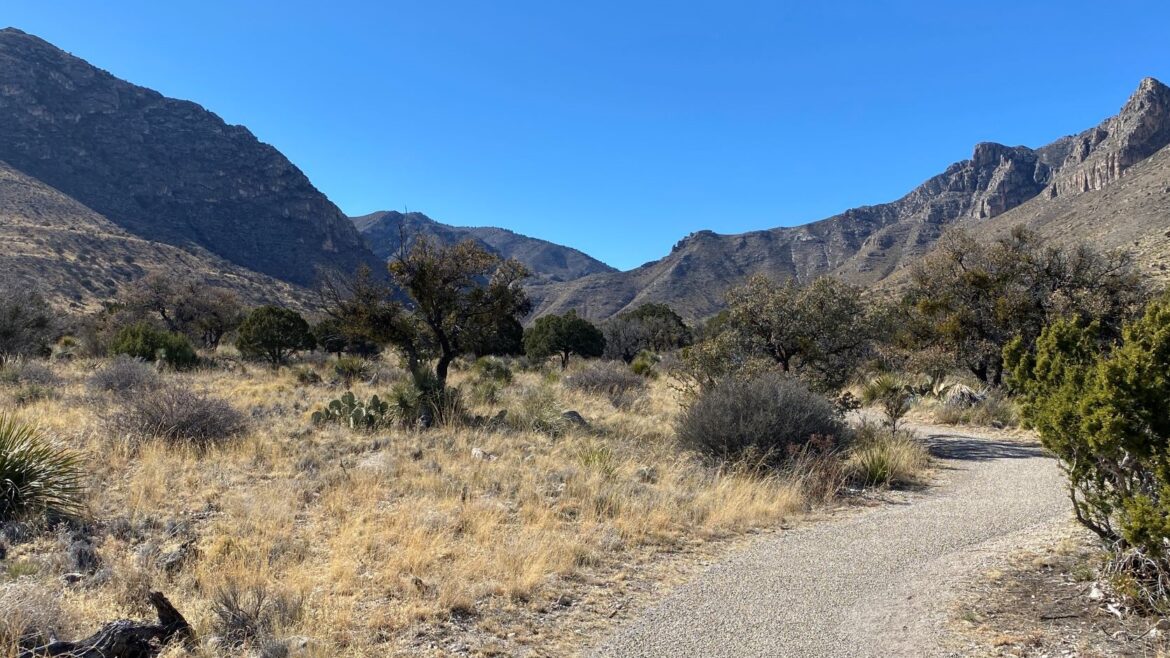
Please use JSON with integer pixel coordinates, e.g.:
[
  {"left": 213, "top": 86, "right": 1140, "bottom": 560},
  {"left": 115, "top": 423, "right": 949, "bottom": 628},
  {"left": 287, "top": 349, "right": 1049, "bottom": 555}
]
[{"left": 7, "top": 1, "right": 1170, "bottom": 270}]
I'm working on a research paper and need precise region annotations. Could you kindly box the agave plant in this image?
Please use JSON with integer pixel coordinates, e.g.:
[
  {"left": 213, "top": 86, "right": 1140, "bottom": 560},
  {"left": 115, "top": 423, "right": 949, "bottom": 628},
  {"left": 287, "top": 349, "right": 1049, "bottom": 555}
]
[{"left": 0, "top": 415, "right": 86, "bottom": 523}]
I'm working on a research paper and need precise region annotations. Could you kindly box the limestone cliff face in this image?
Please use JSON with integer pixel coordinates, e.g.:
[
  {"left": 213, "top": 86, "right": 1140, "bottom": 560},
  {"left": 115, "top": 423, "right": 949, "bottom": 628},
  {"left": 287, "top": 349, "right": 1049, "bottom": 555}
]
[
  {"left": 532, "top": 78, "right": 1170, "bottom": 322},
  {"left": 1049, "top": 77, "right": 1170, "bottom": 197},
  {"left": 0, "top": 28, "right": 379, "bottom": 287}
]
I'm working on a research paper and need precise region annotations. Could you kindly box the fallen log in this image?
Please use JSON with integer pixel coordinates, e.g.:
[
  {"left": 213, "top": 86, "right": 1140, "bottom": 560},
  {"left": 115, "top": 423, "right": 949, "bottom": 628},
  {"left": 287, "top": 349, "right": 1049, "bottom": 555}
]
[{"left": 20, "top": 591, "right": 194, "bottom": 658}]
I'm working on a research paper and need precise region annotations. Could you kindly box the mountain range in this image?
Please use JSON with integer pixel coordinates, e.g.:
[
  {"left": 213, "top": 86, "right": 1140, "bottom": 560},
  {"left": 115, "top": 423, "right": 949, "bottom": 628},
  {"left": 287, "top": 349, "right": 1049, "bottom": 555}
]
[
  {"left": 0, "top": 27, "right": 1166, "bottom": 321},
  {"left": 351, "top": 210, "right": 615, "bottom": 284}
]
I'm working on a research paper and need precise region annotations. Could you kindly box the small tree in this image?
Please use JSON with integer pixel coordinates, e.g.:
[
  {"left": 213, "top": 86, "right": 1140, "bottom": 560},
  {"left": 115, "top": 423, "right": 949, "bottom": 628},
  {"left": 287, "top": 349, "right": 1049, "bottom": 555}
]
[
  {"left": 235, "top": 306, "right": 315, "bottom": 366},
  {"left": 524, "top": 310, "right": 606, "bottom": 369},
  {"left": 721, "top": 274, "right": 874, "bottom": 390},
  {"left": 625, "top": 303, "right": 692, "bottom": 352},
  {"left": 0, "top": 289, "right": 56, "bottom": 362},
  {"left": 860, "top": 374, "right": 915, "bottom": 432},
  {"left": 110, "top": 322, "right": 198, "bottom": 369},
  {"left": 321, "top": 241, "right": 530, "bottom": 393},
  {"left": 121, "top": 272, "right": 244, "bottom": 349},
  {"left": 602, "top": 315, "right": 650, "bottom": 363},
  {"left": 603, "top": 303, "right": 691, "bottom": 362},
  {"left": 905, "top": 227, "right": 1146, "bottom": 385}
]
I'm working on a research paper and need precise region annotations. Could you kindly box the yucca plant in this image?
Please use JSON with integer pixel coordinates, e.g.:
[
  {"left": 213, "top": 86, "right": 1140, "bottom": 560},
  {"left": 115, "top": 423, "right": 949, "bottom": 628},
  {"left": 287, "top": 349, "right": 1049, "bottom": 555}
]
[{"left": 0, "top": 415, "right": 85, "bottom": 523}]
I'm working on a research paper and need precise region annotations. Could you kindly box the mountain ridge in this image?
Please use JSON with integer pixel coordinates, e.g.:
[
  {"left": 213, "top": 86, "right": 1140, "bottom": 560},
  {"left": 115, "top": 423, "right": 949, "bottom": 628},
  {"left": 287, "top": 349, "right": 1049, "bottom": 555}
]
[
  {"left": 528, "top": 77, "right": 1170, "bottom": 321},
  {"left": 0, "top": 27, "right": 381, "bottom": 290},
  {"left": 353, "top": 210, "right": 616, "bottom": 283}
]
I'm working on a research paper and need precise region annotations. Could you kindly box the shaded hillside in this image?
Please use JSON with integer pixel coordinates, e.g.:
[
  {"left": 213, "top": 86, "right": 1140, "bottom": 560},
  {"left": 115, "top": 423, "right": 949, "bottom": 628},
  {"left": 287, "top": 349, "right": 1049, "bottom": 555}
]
[
  {"left": 353, "top": 210, "right": 615, "bottom": 283},
  {"left": 531, "top": 78, "right": 1170, "bottom": 322},
  {"left": 0, "top": 27, "right": 379, "bottom": 288},
  {"left": 0, "top": 159, "right": 309, "bottom": 311}
]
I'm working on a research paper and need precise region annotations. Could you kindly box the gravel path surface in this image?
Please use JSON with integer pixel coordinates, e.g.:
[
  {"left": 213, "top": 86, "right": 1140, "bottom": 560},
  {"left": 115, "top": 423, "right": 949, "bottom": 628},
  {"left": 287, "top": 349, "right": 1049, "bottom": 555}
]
[{"left": 590, "top": 426, "right": 1069, "bottom": 657}]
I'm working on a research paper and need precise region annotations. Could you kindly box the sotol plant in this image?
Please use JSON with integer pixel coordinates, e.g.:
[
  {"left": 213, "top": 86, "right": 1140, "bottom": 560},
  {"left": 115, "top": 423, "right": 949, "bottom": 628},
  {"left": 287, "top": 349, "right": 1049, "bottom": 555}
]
[{"left": 0, "top": 415, "right": 85, "bottom": 523}]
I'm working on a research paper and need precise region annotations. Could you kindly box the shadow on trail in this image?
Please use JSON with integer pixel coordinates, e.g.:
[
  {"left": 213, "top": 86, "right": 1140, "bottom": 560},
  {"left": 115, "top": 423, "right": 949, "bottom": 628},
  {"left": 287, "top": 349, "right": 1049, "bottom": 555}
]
[{"left": 920, "top": 434, "right": 1050, "bottom": 461}]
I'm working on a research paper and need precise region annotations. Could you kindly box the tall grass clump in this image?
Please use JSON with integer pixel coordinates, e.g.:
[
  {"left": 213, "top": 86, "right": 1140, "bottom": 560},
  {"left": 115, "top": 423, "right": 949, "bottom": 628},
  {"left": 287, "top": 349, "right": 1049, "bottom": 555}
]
[
  {"left": 676, "top": 373, "right": 843, "bottom": 466},
  {"left": 845, "top": 423, "right": 930, "bottom": 487},
  {"left": 109, "top": 385, "right": 246, "bottom": 448},
  {"left": 0, "top": 415, "right": 85, "bottom": 523}
]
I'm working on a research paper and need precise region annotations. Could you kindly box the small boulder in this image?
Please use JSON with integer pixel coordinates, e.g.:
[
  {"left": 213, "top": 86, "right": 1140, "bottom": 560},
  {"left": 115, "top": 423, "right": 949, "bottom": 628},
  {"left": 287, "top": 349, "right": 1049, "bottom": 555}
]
[{"left": 561, "top": 411, "right": 588, "bottom": 427}]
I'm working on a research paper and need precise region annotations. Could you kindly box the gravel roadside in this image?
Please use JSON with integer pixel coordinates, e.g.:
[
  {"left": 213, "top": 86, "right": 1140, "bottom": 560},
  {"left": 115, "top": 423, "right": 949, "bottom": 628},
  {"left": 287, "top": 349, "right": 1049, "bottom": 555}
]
[{"left": 589, "top": 426, "right": 1069, "bottom": 658}]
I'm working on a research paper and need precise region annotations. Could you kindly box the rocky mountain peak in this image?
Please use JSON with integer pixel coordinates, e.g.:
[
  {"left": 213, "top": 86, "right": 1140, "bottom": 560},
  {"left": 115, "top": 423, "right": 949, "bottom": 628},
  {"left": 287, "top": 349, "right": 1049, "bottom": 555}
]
[{"left": 1049, "top": 76, "right": 1170, "bottom": 197}]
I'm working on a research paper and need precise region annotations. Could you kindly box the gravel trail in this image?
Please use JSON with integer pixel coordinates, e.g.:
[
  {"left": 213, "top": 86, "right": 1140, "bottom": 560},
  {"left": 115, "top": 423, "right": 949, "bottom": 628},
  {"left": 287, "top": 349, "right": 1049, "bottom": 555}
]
[{"left": 590, "top": 427, "right": 1068, "bottom": 657}]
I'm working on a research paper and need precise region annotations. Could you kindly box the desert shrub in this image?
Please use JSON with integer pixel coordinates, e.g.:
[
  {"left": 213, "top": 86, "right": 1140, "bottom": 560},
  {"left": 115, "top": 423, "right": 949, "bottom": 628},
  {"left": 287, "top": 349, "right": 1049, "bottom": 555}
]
[
  {"left": 676, "top": 373, "right": 843, "bottom": 465},
  {"left": 1005, "top": 294, "right": 1170, "bottom": 609},
  {"left": 846, "top": 424, "right": 929, "bottom": 487},
  {"left": 0, "top": 415, "right": 85, "bottom": 523},
  {"left": 109, "top": 322, "right": 198, "bottom": 370},
  {"left": 50, "top": 336, "right": 82, "bottom": 362},
  {"left": 235, "top": 306, "right": 315, "bottom": 366},
  {"left": 781, "top": 440, "right": 847, "bottom": 504},
  {"left": 333, "top": 356, "right": 370, "bottom": 387},
  {"left": 109, "top": 385, "right": 247, "bottom": 448},
  {"left": 859, "top": 374, "right": 915, "bottom": 431},
  {"left": 292, "top": 366, "right": 322, "bottom": 386},
  {"left": 211, "top": 583, "right": 302, "bottom": 650},
  {"left": 86, "top": 356, "right": 161, "bottom": 395},
  {"left": 471, "top": 356, "right": 513, "bottom": 385},
  {"left": 565, "top": 362, "right": 647, "bottom": 407},
  {"left": 630, "top": 350, "right": 660, "bottom": 378},
  {"left": 0, "top": 360, "right": 60, "bottom": 388},
  {"left": 0, "top": 582, "right": 73, "bottom": 651},
  {"left": 13, "top": 385, "right": 56, "bottom": 406},
  {"left": 469, "top": 379, "right": 503, "bottom": 406}
]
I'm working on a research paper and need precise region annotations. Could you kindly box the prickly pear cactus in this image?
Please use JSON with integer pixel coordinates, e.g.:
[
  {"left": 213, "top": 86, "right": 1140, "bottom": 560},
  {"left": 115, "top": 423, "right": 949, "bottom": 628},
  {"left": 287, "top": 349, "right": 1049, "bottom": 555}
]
[{"left": 312, "top": 391, "right": 390, "bottom": 431}]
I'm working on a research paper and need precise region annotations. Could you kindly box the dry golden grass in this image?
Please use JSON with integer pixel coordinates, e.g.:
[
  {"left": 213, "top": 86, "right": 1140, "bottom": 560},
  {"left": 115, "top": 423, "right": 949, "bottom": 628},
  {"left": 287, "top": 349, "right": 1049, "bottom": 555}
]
[{"left": 0, "top": 357, "right": 809, "bottom": 656}]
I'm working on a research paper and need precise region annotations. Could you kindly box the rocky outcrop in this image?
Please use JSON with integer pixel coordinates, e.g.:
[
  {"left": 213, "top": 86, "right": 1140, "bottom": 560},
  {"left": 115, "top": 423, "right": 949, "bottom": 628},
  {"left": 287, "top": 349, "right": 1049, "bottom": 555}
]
[
  {"left": 0, "top": 28, "right": 380, "bottom": 287},
  {"left": 1048, "top": 77, "right": 1170, "bottom": 197},
  {"left": 353, "top": 210, "right": 615, "bottom": 283}
]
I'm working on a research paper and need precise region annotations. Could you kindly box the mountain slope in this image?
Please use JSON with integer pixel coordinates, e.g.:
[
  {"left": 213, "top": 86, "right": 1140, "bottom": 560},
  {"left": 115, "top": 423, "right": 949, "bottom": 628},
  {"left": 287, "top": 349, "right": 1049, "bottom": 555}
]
[
  {"left": 0, "top": 27, "right": 380, "bottom": 288},
  {"left": 532, "top": 78, "right": 1170, "bottom": 321},
  {"left": 353, "top": 210, "right": 615, "bottom": 283},
  {"left": 0, "top": 159, "right": 309, "bottom": 310}
]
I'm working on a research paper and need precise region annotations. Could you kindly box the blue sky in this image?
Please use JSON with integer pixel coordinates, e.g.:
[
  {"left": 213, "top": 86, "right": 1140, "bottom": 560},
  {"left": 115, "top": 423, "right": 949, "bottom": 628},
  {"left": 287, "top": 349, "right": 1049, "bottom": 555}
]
[{"left": 6, "top": 1, "right": 1170, "bottom": 270}]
